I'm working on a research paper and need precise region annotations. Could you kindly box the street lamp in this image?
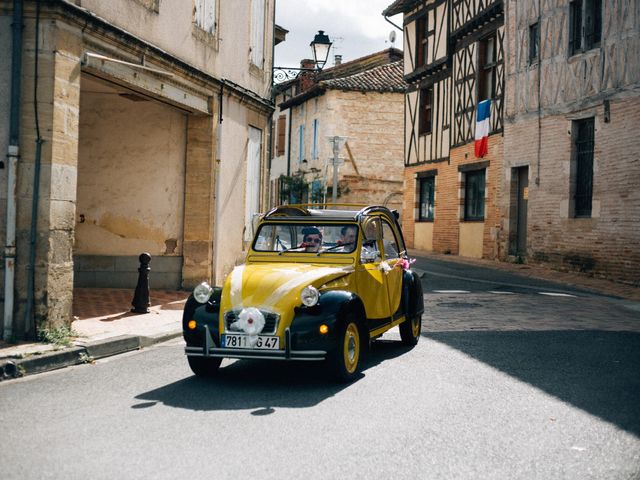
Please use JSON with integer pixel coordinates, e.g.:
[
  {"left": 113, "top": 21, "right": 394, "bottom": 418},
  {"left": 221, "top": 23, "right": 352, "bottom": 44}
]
[
  {"left": 273, "top": 30, "right": 333, "bottom": 83},
  {"left": 310, "top": 30, "right": 331, "bottom": 69}
]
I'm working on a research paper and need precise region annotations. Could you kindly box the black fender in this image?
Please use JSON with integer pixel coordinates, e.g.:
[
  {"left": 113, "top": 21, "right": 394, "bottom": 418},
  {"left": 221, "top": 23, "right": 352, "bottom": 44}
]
[
  {"left": 400, "top": 270, "right": 424, "bottom": 318},
  {"left": 290, "top": 290, "right": 368, "bottom": 352},
  {"left": 182, "top": 287, "right": 222, "bottom": 347}
]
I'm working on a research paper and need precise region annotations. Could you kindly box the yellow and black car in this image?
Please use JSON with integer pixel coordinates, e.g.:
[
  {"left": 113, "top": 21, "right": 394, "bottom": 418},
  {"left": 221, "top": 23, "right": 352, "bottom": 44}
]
[{"left": 182, "top": 205, "right": 424, "bottom": 382}]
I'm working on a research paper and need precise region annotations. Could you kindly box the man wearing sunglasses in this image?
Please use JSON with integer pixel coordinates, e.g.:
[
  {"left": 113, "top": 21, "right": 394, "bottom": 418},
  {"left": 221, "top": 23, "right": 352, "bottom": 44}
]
[{"left": 300, "top": 227, "right": 323, "bottom": 253}]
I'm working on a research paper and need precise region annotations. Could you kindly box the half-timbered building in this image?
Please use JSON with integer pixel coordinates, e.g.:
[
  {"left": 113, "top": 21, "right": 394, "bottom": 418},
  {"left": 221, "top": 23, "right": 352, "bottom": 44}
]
[
  {"left": 501, "top": 0, "right": 640, "bottom": 284},
  {"left": 384, "top": 0, "right": 505, "bottom": 259}
]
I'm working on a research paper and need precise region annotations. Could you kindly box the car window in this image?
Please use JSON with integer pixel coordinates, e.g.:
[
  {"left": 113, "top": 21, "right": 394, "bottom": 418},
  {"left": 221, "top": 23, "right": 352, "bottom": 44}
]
[
  {"left": 253, "top": 223, "right": 358, "bottom": 253},
  {"left": 382, "top": 221, "right": 400, "bottom": 259}
]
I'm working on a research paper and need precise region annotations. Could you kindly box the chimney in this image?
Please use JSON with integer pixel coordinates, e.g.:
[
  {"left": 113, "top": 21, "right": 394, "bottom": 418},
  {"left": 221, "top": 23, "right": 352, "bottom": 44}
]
[
  {"left": 334, "top": 54, "right": 342, "bottom": 66},
  {"left": 298, "top": 59, "right": 317, "bottom": 92},
  {"left": 300, "top": 58, "right": 315, "bottom": 70}
]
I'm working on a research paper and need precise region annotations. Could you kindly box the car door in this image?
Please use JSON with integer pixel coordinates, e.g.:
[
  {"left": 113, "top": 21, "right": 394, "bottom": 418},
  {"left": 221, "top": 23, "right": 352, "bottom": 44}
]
[
  {"left": 354, "top": 216, "right": 391, "bottom": 321},
  {"left": 381, "top": 219, "right": 404, "bottom": 316}
]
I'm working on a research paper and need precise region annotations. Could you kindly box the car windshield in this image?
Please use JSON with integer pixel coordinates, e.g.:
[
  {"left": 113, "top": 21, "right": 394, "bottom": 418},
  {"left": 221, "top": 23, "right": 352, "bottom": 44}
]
[{"left": 253, "top": 223, "right": 359, "bottom": 254}]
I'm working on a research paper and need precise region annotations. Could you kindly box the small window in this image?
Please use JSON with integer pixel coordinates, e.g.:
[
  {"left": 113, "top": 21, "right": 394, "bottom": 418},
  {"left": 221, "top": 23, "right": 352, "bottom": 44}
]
[
  {"left": 570, "top": 0, "right": 602, "bottom": 55},
  {"left": 419, "top": 87, "right": 433, "bottom": 135},
  {"left": 573, "top": 118, "right": 595, "bottom": 217},
  {"left": 529, "top": 23, "right": 539, "bottom": 64},
  {"left": 415, "top": 15, "right": 428, "bottom": 68},
  {"left": 464, "top": 170, "right": 486, "bottom": 221},
  {"left": 418, "top": 176, "right": 435, "bottom": 221},
  {"left": 478, "top": 34, "right": 497, "bottom": 101}
]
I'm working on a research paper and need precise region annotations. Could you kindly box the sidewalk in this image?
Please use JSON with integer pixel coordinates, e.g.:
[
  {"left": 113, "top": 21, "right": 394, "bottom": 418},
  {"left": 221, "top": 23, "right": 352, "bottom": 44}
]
[
  {"left": 0, "top": 289, "right": 188, "bottom": 380},
  {"left": 408, "top": 249, "right": 640, "bottom": 302}
]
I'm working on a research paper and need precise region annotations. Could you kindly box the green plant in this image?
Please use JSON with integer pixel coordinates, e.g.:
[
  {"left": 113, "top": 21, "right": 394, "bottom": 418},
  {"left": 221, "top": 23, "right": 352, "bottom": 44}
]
[
  {"left": 515, "top": 255, "right": 524, "bottom": 264},
  {"left": 38, "top": 325, "right": 78, "bottom": 347}
]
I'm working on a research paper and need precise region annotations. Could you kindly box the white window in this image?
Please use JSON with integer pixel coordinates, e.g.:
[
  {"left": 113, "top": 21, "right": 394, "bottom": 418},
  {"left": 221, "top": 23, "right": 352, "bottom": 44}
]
[
  {"left": 245, "top": 127, "right": 262, "bottom": 242},
  {"left": 250, "top": 0, "right": 265, "bottom": 67},
  {"left": 194, "top": 0, "right": 216, "bottom": 34}
]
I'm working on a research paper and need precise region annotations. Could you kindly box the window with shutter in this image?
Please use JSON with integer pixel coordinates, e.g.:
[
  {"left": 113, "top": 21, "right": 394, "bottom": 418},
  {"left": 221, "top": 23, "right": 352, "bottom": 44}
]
[
  {"left": 250, "top": 0, "right": 265, "bottom": 67},
  {"left": 194, "top": 0, "right": 216, "bottom": 34},
  {"left": 276, "top": 115, "right": 286, "bottom": 156}
]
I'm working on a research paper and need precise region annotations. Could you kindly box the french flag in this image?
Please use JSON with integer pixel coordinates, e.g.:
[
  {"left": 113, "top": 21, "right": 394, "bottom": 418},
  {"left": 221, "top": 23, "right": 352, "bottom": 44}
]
[{"left": 474, "top": 99, "right": 491, "bottom": 158}]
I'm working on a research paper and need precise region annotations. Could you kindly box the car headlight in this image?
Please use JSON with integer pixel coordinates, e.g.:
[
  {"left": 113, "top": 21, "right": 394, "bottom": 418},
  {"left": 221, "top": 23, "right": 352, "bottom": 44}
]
[
  {"left": 300, "top": 285, "right": 319, "bottom": 307},
  {"left": 193, "top": 282, "right": 213, "bottom": 304}
]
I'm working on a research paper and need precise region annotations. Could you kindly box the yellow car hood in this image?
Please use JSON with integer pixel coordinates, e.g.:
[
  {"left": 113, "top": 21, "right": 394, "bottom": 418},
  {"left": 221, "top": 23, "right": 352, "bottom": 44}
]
[{"left": 220, "top": 262, "right": 354, "bottom": 314}]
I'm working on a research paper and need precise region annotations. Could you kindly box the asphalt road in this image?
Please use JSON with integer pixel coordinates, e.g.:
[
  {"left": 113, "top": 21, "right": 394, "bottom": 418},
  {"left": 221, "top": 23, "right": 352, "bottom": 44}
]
[{"left": 1, "top": 258, "right": 639, "bottom": 479}]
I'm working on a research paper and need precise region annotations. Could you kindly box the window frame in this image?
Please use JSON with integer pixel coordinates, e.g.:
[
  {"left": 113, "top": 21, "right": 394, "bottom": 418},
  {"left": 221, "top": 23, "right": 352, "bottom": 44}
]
[
  {"left": 415, "top": 14, "right": 428, "bottom": 69},
  {"left": 572, "top": 117, "right": 595, "bottom": 218},
  {"left": 464, "top": 169, "right": 486, "bottom": 221},
  {"left": 478, "top": 33, "right": 497, "bottom": 101},
  {"left": 529, "top": 22, "right": 539, "bottom": 65},
  {"left": 569, "top": 0, "right": 602, "bottom": 56},
  {"left": 419, "top": 86, "right": 433, "bottom": 135},
  {"left": 418, "top": 175, "right": 435, "bottom": 222}
]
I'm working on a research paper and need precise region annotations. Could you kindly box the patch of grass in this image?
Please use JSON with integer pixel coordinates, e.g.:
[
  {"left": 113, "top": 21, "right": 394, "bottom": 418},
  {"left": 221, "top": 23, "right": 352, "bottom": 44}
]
[{"left": 38, "top": 326, "right": 78, "bottom": 347}]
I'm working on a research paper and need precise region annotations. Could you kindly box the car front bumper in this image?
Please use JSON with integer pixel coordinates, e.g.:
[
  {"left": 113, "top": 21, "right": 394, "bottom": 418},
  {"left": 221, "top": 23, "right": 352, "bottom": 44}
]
[{"left": 184, "top": 325, "right": 327, "bottom": 361}]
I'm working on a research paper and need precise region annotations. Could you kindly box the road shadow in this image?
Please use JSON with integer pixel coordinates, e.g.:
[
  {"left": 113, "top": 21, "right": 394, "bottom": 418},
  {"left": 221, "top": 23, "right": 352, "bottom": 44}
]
[
  {"left": 134, "top": 339, "right": 412, "bottom": 413},
  {"left": 426, "top": 330, "right": 640, "bottom": 437}
]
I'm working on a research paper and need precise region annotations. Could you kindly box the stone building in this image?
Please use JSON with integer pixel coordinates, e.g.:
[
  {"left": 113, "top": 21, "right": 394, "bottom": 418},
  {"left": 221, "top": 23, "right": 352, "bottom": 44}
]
[
  {"left": 270, "top": 49, "right": 406, "bottom": 213},
  {"left": 0, "top": 0, "right": 276, "bottom": 340},
  {"left": 383, "top": 0, "right": 505, "bottom": 259},
  {"left": 502, "top": 0, "right": 640, "bottom": 284}
]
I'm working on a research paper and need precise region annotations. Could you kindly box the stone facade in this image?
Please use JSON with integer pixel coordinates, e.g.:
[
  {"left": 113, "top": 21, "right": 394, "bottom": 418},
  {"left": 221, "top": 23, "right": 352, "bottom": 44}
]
[
  {"left": 0, "top": 0, "right": 275, "bottom": 340},
  {"left": 270, "top": 50, "right": 405, "bottom": 213}
]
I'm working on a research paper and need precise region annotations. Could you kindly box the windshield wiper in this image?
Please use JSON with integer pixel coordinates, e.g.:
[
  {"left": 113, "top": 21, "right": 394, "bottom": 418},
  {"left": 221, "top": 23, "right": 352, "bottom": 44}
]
[
  {"left": 278, "top": 245, "right": 309, "bottom": 255},
  {"left": 316, "top": 242, "right": 355, "bottom": 255}
]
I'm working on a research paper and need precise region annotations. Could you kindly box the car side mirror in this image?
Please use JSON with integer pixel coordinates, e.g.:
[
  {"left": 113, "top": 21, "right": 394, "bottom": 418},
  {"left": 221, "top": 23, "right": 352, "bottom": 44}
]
[{"left": 360, "top": 248, "right": 379, "bottom": 264}]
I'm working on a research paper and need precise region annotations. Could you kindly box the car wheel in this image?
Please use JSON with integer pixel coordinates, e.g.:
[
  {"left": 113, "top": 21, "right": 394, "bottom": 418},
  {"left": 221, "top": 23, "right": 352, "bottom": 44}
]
[
  {"left": 187, "top": 356, "right": 222, "bottom": 377},
  {"left": 399, "top": 314, "right": 421, "bottom": 346},
  {"left": 328, "top": 320, "right": 362, "bottom": 382}
]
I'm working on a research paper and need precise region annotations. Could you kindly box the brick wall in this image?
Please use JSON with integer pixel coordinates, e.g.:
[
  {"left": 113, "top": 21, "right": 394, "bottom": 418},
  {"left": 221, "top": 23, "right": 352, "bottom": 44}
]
[
  {"left": 403, "top": 135, "right": 504, "bottom": 258},
  {"left": 503, "top": 96, "right": 640, "bottom": 284}
]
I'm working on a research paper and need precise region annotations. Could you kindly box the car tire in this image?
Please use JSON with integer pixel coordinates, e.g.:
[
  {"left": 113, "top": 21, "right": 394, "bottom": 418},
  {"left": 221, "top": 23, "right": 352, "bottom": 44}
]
[
  {"left": 399, "top": 314, "right": 421, "bottom": 346},
  {"left": 328, "top": 319, "right": 362, "bottom": 383},
  {"left": 187, "top": 356, "right": 222, "bottom": 377}
]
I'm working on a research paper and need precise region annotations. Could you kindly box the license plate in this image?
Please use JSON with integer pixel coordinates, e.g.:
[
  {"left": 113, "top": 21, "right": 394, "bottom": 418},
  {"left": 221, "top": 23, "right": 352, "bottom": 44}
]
[{"left": 221, "top": 334, "right": 280, "bottom": 350}]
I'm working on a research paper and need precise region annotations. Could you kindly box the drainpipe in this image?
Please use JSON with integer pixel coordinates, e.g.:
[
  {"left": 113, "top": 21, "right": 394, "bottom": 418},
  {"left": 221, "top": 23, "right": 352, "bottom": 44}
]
[
  {"left": 3, "top": 0, "right": 24, "bottom": 341},
  {"left": 24, "top": 0, "right": 43, "bottom": 339}
]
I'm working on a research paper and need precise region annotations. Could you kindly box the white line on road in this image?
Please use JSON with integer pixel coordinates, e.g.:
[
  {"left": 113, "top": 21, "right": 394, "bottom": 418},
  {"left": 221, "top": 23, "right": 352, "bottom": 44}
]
[
  {"left": 433, "top": 290, "right": 470, "bottom": 294},
  {"left": 538, "top": 292, "right": 576, "bottom": 297},
  {"left": 489, "top": 291, "right": 516, "bottom": 294}
]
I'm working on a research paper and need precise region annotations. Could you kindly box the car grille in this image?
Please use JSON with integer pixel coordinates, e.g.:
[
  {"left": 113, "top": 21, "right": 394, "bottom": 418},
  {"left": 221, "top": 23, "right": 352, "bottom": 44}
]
[{"left": 224, "top": 309, "right": 280, "bottom": 335}]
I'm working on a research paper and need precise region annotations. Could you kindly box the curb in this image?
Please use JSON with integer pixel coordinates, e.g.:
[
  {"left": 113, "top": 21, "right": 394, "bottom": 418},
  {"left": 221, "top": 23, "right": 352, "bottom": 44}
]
[{"left": 0, "top": 330, "right": 182, "bottom": 381}]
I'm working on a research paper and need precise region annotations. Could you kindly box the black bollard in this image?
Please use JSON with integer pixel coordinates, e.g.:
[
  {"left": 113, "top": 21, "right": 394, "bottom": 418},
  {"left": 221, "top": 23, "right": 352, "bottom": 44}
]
[{"left": 131, "top": 252, "right": 151, "bottom": 313}]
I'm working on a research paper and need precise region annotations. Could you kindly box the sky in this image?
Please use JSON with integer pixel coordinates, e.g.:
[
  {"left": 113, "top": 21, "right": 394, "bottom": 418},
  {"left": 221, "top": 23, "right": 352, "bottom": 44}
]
[{"left": 274, "top": 0, "right": 404, "bottom": 69}]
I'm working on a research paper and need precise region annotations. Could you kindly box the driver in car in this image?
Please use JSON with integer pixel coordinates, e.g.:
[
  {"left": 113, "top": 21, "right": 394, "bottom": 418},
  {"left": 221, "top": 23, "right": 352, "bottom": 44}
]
[{"left": 300, "top": 227, "right": 323, "bottom": 253}]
